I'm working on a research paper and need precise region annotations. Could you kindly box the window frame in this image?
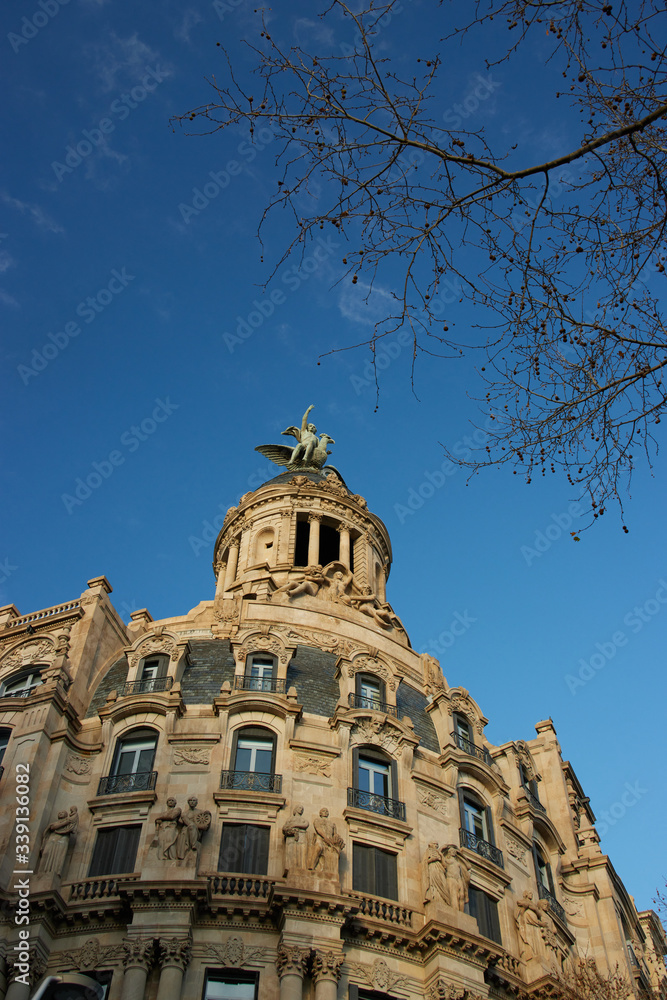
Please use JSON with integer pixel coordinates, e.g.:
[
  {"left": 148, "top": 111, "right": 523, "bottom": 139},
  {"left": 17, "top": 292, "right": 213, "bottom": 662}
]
[
  {"left": 532, "top": 842, "right": 555, "bottom": 896},
  {"left": 466, "top": 885, "right": 502, "bottom": 944},
  {"left": 218, "top": 823, "right": 270, "bottom": 875},
  {"left": 88, "top": 824, "right": 142, "bottom": 877},
  {"left": 458, "top": 788, "right": 495, "bottom": 846},
  {"left": 0, "top": 667, "right": 45, "bottom": 698},
  {"left": 453, "top": 711, "right": 474, "bottom": 744},
  {"left": 352, "top": 842, "right": 399, "bottom": 901},
  {"left": 352, "top": 746, "right": 398, "bottom": 802},
  {"left": 0, "top": 727, "right": 10, "bottom": 768},
  {"left": 231, "top": 726, "right": 276, "bottom": 775},
  {"left": 244, "top": 653, "right": 277, "bottom": 691},
  {"left": 202, "top": 970, "right": 259, "bottom": 1000},
  {"left": 110, "top": 727, "right": 158, "bottom": 778},
  {"left": 139, "top": 655, "right": 169, "bottom": 683},
  {"left": 355, "top": 673, "right": 385, "bottom": 710}
]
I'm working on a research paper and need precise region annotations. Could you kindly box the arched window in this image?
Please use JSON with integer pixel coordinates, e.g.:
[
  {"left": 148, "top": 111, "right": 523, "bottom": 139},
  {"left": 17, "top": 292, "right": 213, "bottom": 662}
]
[
  {"left": 0, "top": 667, "right": 45, "bottom": 698},
  {"left": 243, "top": 653, "right": 278, "bottom": 692},
  {"left": 0, "top": 728, "right": 10, "bottom": 774},
  {"left": 453, "top": 712, "right": 474, "bottom": 746},
  {"left": 135, "top": 655, "right": 170, "bottom": 694},
  {"left": 350, "top": 747, "right": 405, "bottom": 820},
  {"left": 458, "top": 788, "right": 503, "bottom": 867},
  {"left": 354, "top": 673, "right": 386, "bottom": 710},
  {"left": 221, "top": 726, "right": 281, "bottom": 793},
  {"left": 533, "top": 843, "right": 555, "bottom": 896},
  {"left": 100, "top": 728, "right": 158, "bottom": 795}
]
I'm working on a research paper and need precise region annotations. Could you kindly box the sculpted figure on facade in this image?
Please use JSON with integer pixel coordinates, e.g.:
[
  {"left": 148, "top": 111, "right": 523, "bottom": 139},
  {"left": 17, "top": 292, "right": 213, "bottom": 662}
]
[
  {"left": 308, "top": 807, "right": 345, "bottom": 877},
  {"left": 176, "top": 796, "right": 211, "bottom": 863},
  {"left": 443, "top": 845, "right": 471, "bottom": 911},
  {"left": 37, "top": 806, "right": 78, "bottom": 877},
  {"left": 273, "top": 565, "right": 324, "bottom": 600},
  {"left": 516, "top": 890, "right": 549, "bottom": 964},
  {"left": 282, "top": 804, "right": 309, "bottom": 873},
  {"left": 423, "top": 842, "right": 450, "bottom": 905},
  {"left": 153, "top": 798, "right": 182, "bottom": 860},
  {"left": 255, "top": 404, "right": 338, "bottom": 472}
]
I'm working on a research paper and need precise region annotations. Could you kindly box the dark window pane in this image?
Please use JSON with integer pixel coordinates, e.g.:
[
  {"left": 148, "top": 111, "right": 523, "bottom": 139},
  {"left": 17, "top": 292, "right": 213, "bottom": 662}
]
[
  {"left": 352, "top": 843, "right": 397, "bottom": 900},
  {"left": 89, "top": 825, "right": 141, "bottom": 877},
  {"left": 294, "top": 520, "right": 309, "bottom": 566},
  {"left": 375, "top": 847, "right": 398, "bottom": 900},
  {"left": 467, "top": 887, "right": 502, "bottom": 945},
  {"left": 204, "top": 971, "right": 258, "bottom": 1000},
  {"left": 219, "top": 825, "right": 269, "bottom": 875},
  {"left": 352, "top": 843, "right": 374, "bottom": 895}
]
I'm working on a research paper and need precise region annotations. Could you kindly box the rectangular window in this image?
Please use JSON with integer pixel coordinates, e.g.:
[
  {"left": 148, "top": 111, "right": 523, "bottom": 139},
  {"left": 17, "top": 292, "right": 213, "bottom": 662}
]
[
  {"left": 352, "top": 843, "right": 398, "bottom": 900},
  {"left": 89, "top": 825, "right": 141, "bottom": 877},
  {"left": 204, "top": 971, "right": 258, "bottom": 1000},
  {"left": 218, "top": 824, "right": 270, "bottom": 875},
  {"left": 467, "top": 886, "right": 502, "bottom": 944}
]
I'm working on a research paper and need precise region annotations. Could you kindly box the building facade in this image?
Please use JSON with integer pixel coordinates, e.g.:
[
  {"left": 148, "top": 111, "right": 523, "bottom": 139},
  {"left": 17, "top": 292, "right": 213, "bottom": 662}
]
[{"left": 0, "top": 423, "right": 665, "bottom": 1000}]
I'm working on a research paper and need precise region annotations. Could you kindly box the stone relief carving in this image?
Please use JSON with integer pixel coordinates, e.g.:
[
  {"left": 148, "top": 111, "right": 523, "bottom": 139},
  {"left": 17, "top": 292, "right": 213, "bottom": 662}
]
[
  {"left": 423, "top": 844, "right": 470, "bottom": 910},
  {"left": 152, "top": 797, "right": 211, "bottom": 864},
  {"left": 350, "top": 718, "right": 403, "bottom": 757},
  {"left": 204, "top": 939, "right": 267, "bottom": 968},
  {"left": 273, "top": 566, "right": 326, "bottom": 601},
  {"left": 561, "top": 893, "right": 584, "bottom": 916},
  {"left": 312, "top": 950, "right": 344, "bottom": 983},
  {"left": 213, "top": 598, "right": 241, "bottom": 625},
  {"left": 427, "top": 980, "right": 484, "bottom": 1000},
  {"left": 448, "top": 688, "right": 485, "bottom": 736},
  {"left": 275, "top": 945, "right": 310, "bottom": 978},
  {"left": 348, "top": 958, "right": 408, "bottom": 992},
  {"left": 36, "top": 806, "right": 78, "bottom": 877},
  {"left": 514, "top": 739, "right": 540, "bottom": 780},
  {"left": 292, "top": 752, "right": 332, "bottom": 777},
  {"left": 307, "top": 807, "right": 345, "bottom": 877},
  {"left": 2, "top": 638, "right": 53, "bottom": 671},
  {"left": 128, "top": 635, "right": 178, "bottom": 669},
  {"left": 158, "top": 937, "right": 192, "bottom": 970},
  {"left": 515, "top": 890, "right": 566, "bottom": 967},
  {"left": 347, "top": 657, "right": 396, "bottom": 691},
  {"left": 122, "top": 938, "right": 155, "bottom": 971},
  {"left": 421, "top": 653, "right": 446, "bottom": 693},
  {"left": 60, "top": 939, "right": 125, "bottom": 971},
  {"left": 65, "top": 753, "right": 92, "bottom": 775},
  {"left": 415, "top": 783, "right": 448, "bottom": 815},
  {"left": 236, "top": 634, "right": 289, "bottom": 666},
  {"left": 505, "top": 833, "right": 529, "bottom": 865},
  {"left": 173, "top": 746, "right": 211, "bottom": 766},
  {"left": 282, "top": 804, "right": 310, "bottom": 873},
  {"left": 285, "top": 628, "right": 353, "bottom": 656}
]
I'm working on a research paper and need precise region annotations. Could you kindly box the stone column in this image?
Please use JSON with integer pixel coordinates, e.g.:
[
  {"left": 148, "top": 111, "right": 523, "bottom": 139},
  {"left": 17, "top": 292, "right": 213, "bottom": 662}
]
[
  {"left": 307, "top": 515, "right": 321, "bottom": 566},
  {"left": 156, "top": 937, "right": 191, "bottom": 1000},
  {"left": 337, "top": 526, "right": 350, "bottom": 568},
  {"left": 223, "top": 540, "right": 240, "bottom": 592},
  {"left": 0, "top": 951, "right": 7, "bottom": 1000},
  {"left": 4, "top": 980, "right": 29, "bottom": 1000},
  {"left": 312, "top": 950, "right": 343, "bottom": 1000},
  {"left": 121, "top": 938, "right": 154, "bottom": 1000},
  {"left": 276, "top": 944, "right": 309, "bottom": 1000}
]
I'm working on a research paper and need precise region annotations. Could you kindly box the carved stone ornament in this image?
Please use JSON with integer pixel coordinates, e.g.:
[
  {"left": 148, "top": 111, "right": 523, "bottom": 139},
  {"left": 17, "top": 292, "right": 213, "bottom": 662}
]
[
  {"left": 561, "top": 893, "right": 584, "bottom": 916},
  {"left": 505, "top": 833, "right": 529, "bottom": 865},
  {"left": 65, "top": 753, "right": 92, "bottom": 775},
  {"left": 421, "top": 653, "right": 446, "bottom": 693},
  {"left": 448, "top": 688, "right": 485, "bottom": 736},
  {"left": 292, "top": 752, "right": 332, "bottom": 777},
  {"left": 236, "top": 634, "right": 289, "bottom": 666},
  {"left": 122, "top": 938, "right": 155, "bottom": 971},
  {"left": 427, "top": 980, "right": 484, "bottom": 1000},
  {"left": 350, "top": 718, "right": 403, "bottom": 758},
  {"left": 1, "top": 637, "right": 54, "bottom": 671},
  {"left": 128, "top": 635, "right": 178, "bottom": 669},
  {"left": 173, "top": 746, "right": 211, "bottom": 766},
  {"left": 204, "top": 939, "right": 267, "bottom": 968},
  {"left": 312, "top": 950, "right": 344, "bottom": 983},
  {"left": 60, "top": 939, "right": 126, "bottom": 971},
  {"left": 415, "top": 783, "right": 448, "bottom": 815},
  {"left": 158, "top": 937, "right": 192, "bottom": 970},
  {"left": 285, "top": 628, "right": 353, "bottom": 656},
  {"left": 347, "top": 656, "right": 396, "bottom": 691},
  {"left": 276, "top": 944, "right": 310, "bottom": 978},
  {"left": 514, "top": 739, "right": 540, "bottom": 780},
  {"left": 348, "top": 959, "right": 408, "bottom": 992}
]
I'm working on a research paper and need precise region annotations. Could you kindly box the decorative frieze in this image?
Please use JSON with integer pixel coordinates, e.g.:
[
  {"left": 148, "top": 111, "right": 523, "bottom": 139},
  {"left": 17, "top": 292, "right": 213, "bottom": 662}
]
[
  {"left": 348, "top": 958, "right": 408, "bottom": 992},
  {"left": 350, "top": 718, "right": 404, "bottom": 757},
  {"left": 65, "top": 753, "right": 92, "bottom": 775},
  {"left": 60, "top": 938, "right": 125, "bottom": 971},
  {"left": 292, "top": 751, "right": 332, "bottom": 777},
  {"left": 415, "top": 782, "right": 448, "bottom": 815},
  {"left": 204, "top": 938, "right": 266, "bottom": 967},
  {"left": 173, "top": 746, "right": 211, "bottom": 766}
]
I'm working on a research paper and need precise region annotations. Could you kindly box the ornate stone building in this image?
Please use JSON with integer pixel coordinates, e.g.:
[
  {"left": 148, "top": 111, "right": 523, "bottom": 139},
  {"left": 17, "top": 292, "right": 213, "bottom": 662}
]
[{"left": 0, "top": 411, "right": 665, "bottom": 1000}]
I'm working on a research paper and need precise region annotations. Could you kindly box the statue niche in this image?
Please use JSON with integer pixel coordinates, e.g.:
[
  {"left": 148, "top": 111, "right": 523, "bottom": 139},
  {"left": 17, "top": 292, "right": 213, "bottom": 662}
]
[{"left": 36, "top": 806, "right": 78, "bottom": 878}]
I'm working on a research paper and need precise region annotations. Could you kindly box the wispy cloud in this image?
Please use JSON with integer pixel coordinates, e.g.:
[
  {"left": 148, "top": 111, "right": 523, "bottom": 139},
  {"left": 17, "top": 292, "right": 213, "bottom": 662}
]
[
  {"left": 0, "top": 289, "right": 19, "bottom": 308},
  {"left": 175, "top": 9, "right": 203, "bottom": 43},
  {"left": 0, "top": 250, "right": 15, "bottom": 273},
  {"left": 1, "top": 192, "right": 64, "bottom": 234},
  {"left": 84, "top": 32, "right": 168, "bottom": 92},
  {"left": 338, "top": 279, "right": 397, "bottom": 326}
]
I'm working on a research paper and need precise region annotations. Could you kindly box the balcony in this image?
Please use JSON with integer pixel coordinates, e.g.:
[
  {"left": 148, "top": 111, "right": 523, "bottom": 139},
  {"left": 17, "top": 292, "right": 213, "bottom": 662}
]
[
  {"left": 97, "top": 771, "right": 158, "bottom": 795},
  {"left": 220, "top": 770, "right": 282, "bottom": 793},
  {"left": 347, "top": 786, "right": 406, "bottom": 822},
  {"left": 350, "top": 893, "right": 412, "bottom": 926},
  {"left": 233, "top": 675, "right": 286, "bottom": 694},
  {"left": 348, "top": 692, "right": 398, "bottom": 717},
  {"left": 537, "top": 881, "right": 566, "bottom": 923},
  {"left": 521, "top": 783, "right": 546, "bottom": 813},
  {"left": 209, "top": 874, "right": 274, "bottom": 900},
  {"left": 459, "top": 828, "right": 504, "bottom": 869},
  {"left": 69, "top": 875, "right": 138, "bottom": 900},
  {"left": 451, "top": 731, "right": 493, "bottom": 766},
  {"left": 122, "top": 676, "right": 173, "bottom": 696}
]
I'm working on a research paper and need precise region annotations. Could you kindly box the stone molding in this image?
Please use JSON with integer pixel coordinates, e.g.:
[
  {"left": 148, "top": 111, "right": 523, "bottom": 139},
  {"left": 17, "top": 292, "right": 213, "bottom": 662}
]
[
  {"left": 60, "top": 938, "right": 125, "bottom": 971},
  {"left": 204, "top": 938, "right": 267, "bottom": 967},
  {"left": 347, "top": 958, "right": 408, "bottom": 992},
  {"left": 446, "top": 687, "right": 487, "bottom": 736},
  {"left": 127, "top": 632, "right": 180, "bottom": 670},
  {"left": 347, "top": 655, "right": 397, "bottom": 691}
]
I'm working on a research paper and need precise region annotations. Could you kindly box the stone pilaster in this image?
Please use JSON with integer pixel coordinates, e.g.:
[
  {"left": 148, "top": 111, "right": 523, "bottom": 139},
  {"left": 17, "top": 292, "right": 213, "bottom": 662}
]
[
  {"left": 276, "top": 944, "right": 310, "bottom": 1000},
  {"left": 121, "top": 937, "right": 154, "bottom": 1000},
  {"left": 312, "top": 949, "right": 343, "bottom": 1000},
  {"left": 156, "top": 936, "right": 191, "bottom": 1000}
]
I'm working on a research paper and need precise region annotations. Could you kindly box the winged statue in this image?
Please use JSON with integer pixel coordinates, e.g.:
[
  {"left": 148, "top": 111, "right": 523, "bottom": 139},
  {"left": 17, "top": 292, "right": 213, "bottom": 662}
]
[{"left": 256, "top": 405, "right": 342, "bottom": 477}]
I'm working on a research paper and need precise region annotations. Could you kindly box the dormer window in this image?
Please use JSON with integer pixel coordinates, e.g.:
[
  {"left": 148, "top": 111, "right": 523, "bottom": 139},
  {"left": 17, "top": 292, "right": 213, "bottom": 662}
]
[
  {"left": 0, "top": 668, "right": 44, "bottom": 698},
  {"left": 124, "top": 655, "right": 171, "bottom": 696},
  {"left": 358, "top": 674, "right": 383, "bottom": 709},
  {"left": 454, "top": 712, "right": 474, "bottom": 745},
  {"left": 246, "top": 654, "right": 276, "bottom": 691}
]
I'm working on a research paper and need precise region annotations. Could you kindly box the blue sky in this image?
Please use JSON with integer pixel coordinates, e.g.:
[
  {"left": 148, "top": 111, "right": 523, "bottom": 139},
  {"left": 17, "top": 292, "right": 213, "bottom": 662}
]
[{"left": 1, "top": 0, "right": 665, "bottom": 913}]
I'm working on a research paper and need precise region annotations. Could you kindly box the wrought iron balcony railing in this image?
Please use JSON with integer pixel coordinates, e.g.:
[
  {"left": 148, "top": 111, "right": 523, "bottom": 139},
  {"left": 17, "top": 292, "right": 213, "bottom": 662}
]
[
  {"left": 220, "top": 770, "right": 283, "bottom": 793},
  {"left": 348, "top": 692, "right": 398, "bottom": 717},
  {"left": 451, "top": 731, "right": 493, "bottom": 766},
  {"left": 537, "top": 881, "right": 566, "bottom": 923},
  {"left": 521, "top": 783, "right": 547, "bottom": 813},
  {"left": 2, "top": 686, "right": 41, "bottom": 699},
  {"left": 122, "top": 676, "right": 173, "bottom": 696},
  {"left": 97, "top": 771, "right": 157, "bottom": 796},
  {"left": 233, "top": 675, "right": 286, "bottom": 694},
  {"left": 347, "top": 786, "right": 406, "bottom": 822},
  {"left": 459, "top": 828, "right": 504, "bottom": 869}
]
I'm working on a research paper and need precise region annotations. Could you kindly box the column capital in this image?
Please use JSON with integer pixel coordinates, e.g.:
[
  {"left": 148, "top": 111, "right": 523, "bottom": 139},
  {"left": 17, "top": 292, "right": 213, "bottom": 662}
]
[
  {"left": 308, "top": 513, "right": 323, "bottom": 523},
  {"left": 311, "top": 949, "right": 343, "bottom": 984},
  {"left": 158, "top": 936, "right": 192, "bottom": 971},
  {"left": 122, "top": 937, "right": 155, "bottom": 972},
  {"left": 276, "top": 944, "right": 310, "bottom": 979}
]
